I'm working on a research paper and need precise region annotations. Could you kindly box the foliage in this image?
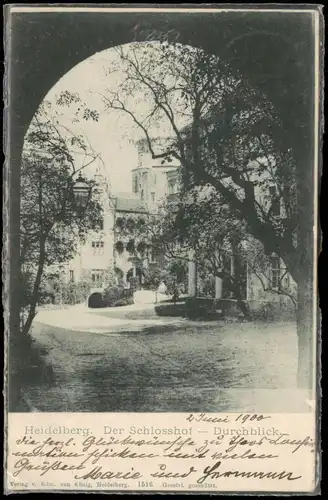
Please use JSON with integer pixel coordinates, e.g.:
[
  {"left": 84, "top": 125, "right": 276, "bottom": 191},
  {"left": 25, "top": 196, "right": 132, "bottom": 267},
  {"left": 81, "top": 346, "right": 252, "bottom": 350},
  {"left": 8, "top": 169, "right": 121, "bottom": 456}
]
[
  {"left": 115, "top": 195, "right": 245, "bottom": 296},
  {"left": 102, "top": 42, "right": 299, "bottom": 286},
  {"left": 128, "top": 277, "right": 139, "bottom": 291},
  {"left": 80, "top": 267, "right": 118, "bottom": 288},
  {"left": 101, "top": 284, "right": 134, "bottom": 307},
  {"left": 159, "top": 259, "right": 187, "bottom": 299},
  {"left": 115, "top": 210, "right": 189, "bottom": 298},
  {"left": 113, "top": 185, "right": 295, "bottom": 315},
  {"left": 142, "top": 265, "right": 162, "bottom": 290},
  {"left": 20, "top": 91, "right": 103, "bottom": 335},
  {"left": 55, "top": 280, "right": 94, "bottom": 305},
  {"left": 242, "top": 237, "right": 297, "bottom": 307},
  {"left": 112, "top": 296, "right": 134, "bottom": 307},
  {"left": 252, "top": 302, "right": 277, "bottom": 322},
  {"left": 114, "top": 214, "right": 152, "bottom": 259}
]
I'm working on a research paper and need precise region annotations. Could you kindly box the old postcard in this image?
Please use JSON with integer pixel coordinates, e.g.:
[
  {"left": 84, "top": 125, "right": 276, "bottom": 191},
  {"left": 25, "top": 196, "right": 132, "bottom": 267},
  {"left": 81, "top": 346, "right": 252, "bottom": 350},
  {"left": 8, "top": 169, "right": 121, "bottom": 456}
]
[{"left": 3, "top": 4, "right": 323, "bottom": 494}]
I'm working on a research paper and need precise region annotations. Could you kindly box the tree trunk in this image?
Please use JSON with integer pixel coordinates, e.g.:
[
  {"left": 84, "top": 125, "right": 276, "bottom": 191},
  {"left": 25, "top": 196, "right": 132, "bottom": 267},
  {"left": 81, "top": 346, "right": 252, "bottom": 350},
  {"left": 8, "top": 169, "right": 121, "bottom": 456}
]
[
  {"left": 188, "top": 249, "right": 197, "bottom": 297},
  {"left": 236, "top": 298, "right": 252, "bottom": 320},
  {"left": 22, "top": 236, "right": 47, "bottom": 337},
  {"left": 231, "top": 248, "right": 252, "bottom": 319},
  {"left": 280, "top": 251, "right": 314, "bottom": 390}
]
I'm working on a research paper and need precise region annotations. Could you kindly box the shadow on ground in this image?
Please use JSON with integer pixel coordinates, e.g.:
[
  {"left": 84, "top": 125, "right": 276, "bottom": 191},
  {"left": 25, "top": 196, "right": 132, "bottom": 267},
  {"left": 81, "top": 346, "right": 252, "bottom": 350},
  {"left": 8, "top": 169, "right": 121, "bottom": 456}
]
[{"left": 16, "top": 319, "right": 300, "bottom": 413}]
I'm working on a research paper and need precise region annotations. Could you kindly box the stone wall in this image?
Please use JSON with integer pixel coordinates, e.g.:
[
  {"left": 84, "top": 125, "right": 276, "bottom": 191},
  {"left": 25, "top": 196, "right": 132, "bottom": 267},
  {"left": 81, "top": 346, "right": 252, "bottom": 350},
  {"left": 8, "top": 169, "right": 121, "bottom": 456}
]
[
  {"left": 246, "top": 269, "right": 297, "bottom": 320},
  {"left": 219, "top": 298, "right": 296, "bottom": 321}
]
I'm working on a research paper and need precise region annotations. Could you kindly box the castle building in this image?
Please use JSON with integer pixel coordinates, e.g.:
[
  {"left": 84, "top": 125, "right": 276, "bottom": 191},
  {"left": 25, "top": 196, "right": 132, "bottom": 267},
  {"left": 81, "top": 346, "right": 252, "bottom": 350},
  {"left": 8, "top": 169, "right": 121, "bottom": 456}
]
[
  {"left": 129, "top": 139, "right": 296, "bottom": 318},
  {"left": 63, "top": 139, "right": 179, "bottom": 291},
  {"left": 131, "top": 137, "right": 180, "bottom": 212},
  {"left": 59, "top": 137, "right": 296, "bottom": 319}
]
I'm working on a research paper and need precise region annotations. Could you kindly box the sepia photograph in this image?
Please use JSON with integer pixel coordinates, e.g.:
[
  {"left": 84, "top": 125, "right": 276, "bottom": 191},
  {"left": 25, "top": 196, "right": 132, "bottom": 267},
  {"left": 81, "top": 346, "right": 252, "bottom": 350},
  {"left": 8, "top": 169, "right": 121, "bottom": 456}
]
[
  {"left": 4, "top": 5, "right": 322, "bottom": 494},
  {"left": 5, "top": 6, "right": 322, "bottom": 417}
]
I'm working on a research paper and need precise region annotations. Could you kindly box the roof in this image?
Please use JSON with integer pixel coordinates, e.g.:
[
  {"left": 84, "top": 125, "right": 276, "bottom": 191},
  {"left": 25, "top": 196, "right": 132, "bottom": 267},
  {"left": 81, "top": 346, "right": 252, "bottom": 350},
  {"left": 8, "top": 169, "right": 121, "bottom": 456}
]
[{"left": 115, "top": 197, "right": 148, "bottom": 214}]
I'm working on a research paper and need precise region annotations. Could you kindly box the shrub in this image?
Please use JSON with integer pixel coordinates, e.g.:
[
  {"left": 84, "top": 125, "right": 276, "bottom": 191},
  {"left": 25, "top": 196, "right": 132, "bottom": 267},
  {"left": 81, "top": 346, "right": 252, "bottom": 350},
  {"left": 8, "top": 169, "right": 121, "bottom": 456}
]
[
  {"left": 112, "top": 297, "right": 134, "bottom": 307},
  {"left": 142, "top": 266, "right": 162, "bottom": 291},
  {"left": 129, "top": 277, "right": 139, "bottom": 292},
  {"left": 101, "top": 285, "right": 134, "bottom": 307},
  {"left": 48, "top": 280, "right": 94, "bottom": 306},
  {"left": 63, "top": 281, "right": 92, "bottom": 304},
  {"left": 253, "top": 302, "right": 276, "bottom": 322}
]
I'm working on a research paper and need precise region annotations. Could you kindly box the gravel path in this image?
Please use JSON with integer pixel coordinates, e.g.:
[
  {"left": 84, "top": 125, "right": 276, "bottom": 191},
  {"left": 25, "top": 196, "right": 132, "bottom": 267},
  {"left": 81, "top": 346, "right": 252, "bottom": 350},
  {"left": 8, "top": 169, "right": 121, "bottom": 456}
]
[{"left": 22, "top": 313, "right": 309, "bottom": 413}]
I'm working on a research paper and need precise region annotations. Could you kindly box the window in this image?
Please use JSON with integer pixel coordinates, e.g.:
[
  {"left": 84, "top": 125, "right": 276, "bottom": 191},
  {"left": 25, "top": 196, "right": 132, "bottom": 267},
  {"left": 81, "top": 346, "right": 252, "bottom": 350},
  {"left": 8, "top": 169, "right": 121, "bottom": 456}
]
[
  {"left": 283, "top": 273, "right": 290, "bottom": 288},
  {"left": 141, "top": 189, "right": 144, "bottom": 200},
  {"left": 270, "top": 256, "right": 280, "bottom": 289},
  {"left": 91, "top": 269, "right": 104, "bottom": 283},
  {"left": 149, "top": 246, "right": 157, "bottom": 263},
  {"left": 92, "top": 218, "right": 104, "bottom": 230},
  {"left": 151, "top": 192, "right": 155, "bottom": 202},
  {"left": 269, "top": 186, "right": 280, "bottom": 216},
  {"left": 69, "top": 270, "right": 74, "bottom": 282},
  {"left": 92, "top": 241, "right": 104, "bottom": 248}
]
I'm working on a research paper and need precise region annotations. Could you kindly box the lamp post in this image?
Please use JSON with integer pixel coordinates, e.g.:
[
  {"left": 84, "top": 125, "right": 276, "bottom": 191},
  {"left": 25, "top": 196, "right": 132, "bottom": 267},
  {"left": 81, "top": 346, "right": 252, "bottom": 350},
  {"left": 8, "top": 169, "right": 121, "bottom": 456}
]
[{"left": 72, "top": 172, "right": 91, "bottom": 211}]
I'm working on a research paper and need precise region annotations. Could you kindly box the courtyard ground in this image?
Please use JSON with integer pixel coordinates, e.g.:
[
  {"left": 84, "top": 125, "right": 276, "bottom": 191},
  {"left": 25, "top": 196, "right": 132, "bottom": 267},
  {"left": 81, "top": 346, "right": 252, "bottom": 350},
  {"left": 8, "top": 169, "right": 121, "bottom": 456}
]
[{"left": 19, "top": 304, "right": 310, "bottom": 413}]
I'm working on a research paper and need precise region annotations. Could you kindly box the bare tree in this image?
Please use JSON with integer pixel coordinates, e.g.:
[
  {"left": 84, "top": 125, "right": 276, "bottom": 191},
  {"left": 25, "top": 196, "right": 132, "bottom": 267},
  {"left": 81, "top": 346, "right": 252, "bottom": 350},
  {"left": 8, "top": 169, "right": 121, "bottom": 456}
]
[{"left": 101, "top": 42, "right": 312, "bottom": 387}]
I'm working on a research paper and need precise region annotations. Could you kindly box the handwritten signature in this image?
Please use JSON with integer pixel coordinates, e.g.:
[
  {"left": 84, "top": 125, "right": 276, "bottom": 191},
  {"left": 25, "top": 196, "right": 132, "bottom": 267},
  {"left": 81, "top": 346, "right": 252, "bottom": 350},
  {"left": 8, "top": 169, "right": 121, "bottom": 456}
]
[{"left": 197, "top": 461, "right": 302, "bottom": 484}]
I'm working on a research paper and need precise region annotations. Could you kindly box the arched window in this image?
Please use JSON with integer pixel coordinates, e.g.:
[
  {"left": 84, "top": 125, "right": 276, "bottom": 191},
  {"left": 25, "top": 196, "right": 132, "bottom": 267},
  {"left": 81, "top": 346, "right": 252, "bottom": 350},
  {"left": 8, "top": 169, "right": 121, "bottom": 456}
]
[
  {"left": 92, "top": 218, "right": 104, "bottom": 230},
  {"left": 126, "top": 218, "right": 135, "bottom": 232},
  {"left": 270, "top": 254, "right": 280, "bottom": 289},
  {"left": 116, "top": 217, "right": 124, "bottom": 229},
  {"left": 126, "top": 239, "right": 135, "bottom": 254},
  {"left": 136, "top": 241, "right": 146, "bottom": 255},
  {"left": 115, "top": 241, "right": 124, "bottom": 254}
]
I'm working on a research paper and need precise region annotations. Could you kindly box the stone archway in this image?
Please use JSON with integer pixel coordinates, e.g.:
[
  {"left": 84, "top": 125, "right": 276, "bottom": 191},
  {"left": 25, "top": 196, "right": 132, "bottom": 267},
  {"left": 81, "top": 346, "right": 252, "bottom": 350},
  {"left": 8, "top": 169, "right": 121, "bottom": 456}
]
[
  {"left": 87, "top": 292, "right": 104, "bottom": 308},
  {"left": 8, "top": 9, "right": 319, "bottom": 407}
]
